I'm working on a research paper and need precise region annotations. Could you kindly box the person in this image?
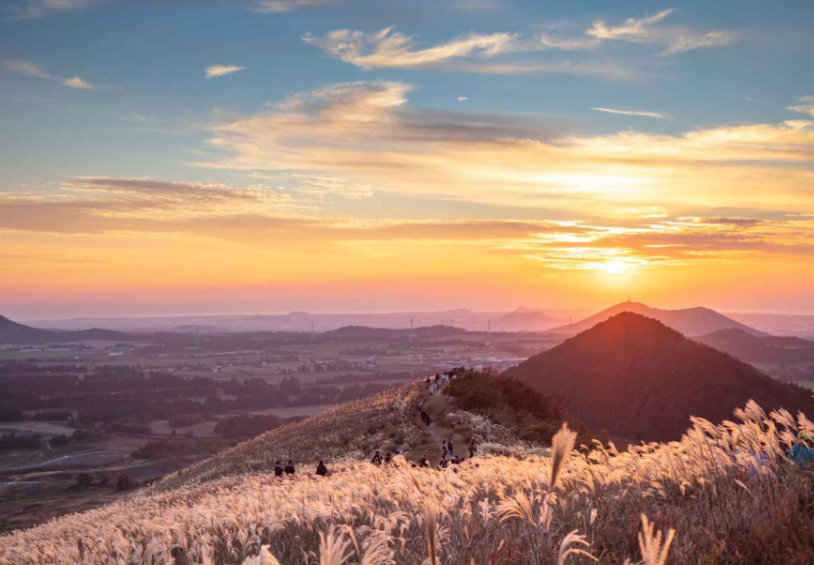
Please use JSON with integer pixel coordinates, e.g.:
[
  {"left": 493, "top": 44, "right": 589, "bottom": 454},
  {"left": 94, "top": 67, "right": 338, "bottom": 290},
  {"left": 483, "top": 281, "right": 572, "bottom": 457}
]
[
  {"left": 274, "top": 460, "right": 284, "bottom": 478},
  {"left": 442, "top": 440, "right": 448, "bottom": 456},
  {"left": 789, "top": 432, "right": 814, "bottom": 468},
  {"left": 418, "top": 401, "right": 424, "bottom": 411},
  {"left": 384, "top": 452, "right": 392, "bottom": 465},
  {"left": 435, "top": 373, "right": 440, "bottom": 384},
  {"left": 421, "top": 409, "right": 432, "bottom": 427},
  {"left": 469, "top": 438, "right": 477, "bottom": 458},
  {"left": 285, "top": 460, "right": 295, "bottom": 476},
  {"left": 371, "top": 450, "right": 383, "bottom": 466},
  {"left": 394, "top": 445, "right": 403, "bottom": 455},
  {"left": 419, "top": 455, "right": 429, "bottom": 468},
  {"left": 316, "top": 460, "right": 328, "bottom": 477},
  {"left": 447, "top": 438, "right": 454, "bottom": 455}
]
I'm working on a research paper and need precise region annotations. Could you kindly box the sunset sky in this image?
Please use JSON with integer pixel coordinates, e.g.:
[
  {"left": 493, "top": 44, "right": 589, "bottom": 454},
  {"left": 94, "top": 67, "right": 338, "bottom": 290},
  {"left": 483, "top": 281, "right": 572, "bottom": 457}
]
[{"left": 1, "top": 0, "right": 813, "bottom": 318}]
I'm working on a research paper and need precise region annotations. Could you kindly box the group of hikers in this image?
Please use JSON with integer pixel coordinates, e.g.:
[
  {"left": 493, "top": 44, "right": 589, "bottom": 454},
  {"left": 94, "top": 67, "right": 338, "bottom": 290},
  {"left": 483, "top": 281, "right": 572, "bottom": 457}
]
[
  {"left": 425, "top": 369, "right": 461, "bottom": 396},
  {"left": 273, "top": 459, "right": 329, "bottom": 478},
  {"left": 269, "top": 367, "right": 484, "bottom": 481}
]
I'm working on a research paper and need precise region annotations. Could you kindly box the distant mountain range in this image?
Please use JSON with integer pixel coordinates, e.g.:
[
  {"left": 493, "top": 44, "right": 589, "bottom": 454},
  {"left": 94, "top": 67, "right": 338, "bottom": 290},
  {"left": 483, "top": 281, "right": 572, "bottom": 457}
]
[
  {"left": 548, "top": 301, "right": 765, "bottom": 337},
  {"left": 22, "top": 307, "right": 583, "bottom": 334},
  {"left": 504, "top": 312, "right": 814, "bottom": 442},
  {"left": 695, "top": 329, "right": 814, "bottom": 365},
  {"left": 0, "top": 315, "right": 134, "bottom": 345}
]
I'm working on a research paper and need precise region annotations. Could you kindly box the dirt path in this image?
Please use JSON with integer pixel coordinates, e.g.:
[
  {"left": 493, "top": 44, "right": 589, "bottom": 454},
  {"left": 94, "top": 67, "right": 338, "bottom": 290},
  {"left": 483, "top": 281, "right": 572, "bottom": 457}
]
[{"left": 406, "top": 385, "right": 473, "bottom": 467}]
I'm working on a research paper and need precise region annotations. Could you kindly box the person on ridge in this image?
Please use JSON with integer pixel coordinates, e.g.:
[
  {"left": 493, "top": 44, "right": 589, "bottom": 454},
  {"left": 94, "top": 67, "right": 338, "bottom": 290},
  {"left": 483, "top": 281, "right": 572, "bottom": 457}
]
[
  {"left": 384, "top": 452, "right": 392, "bottom": 465},
  {"left": 419, "top": 455, "right": 429, "bottom": 468},
  {"left": 274, "top": 460, "right": 284, "bottom": 478},
  {"left": 285, "top": 459, "right": 295, "bottom": 476},
  {"left": 316, "top": 460, "right": 328, "bottom": 477},
  {"left": 371, "top": 450, "right": 383, "bottom": 466}
]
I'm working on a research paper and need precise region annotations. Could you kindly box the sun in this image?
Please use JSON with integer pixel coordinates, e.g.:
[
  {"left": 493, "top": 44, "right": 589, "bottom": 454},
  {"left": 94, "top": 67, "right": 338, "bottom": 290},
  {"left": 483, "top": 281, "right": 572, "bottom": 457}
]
[{"left": 605, "top": 260, "right": 627, "bottom": 275}]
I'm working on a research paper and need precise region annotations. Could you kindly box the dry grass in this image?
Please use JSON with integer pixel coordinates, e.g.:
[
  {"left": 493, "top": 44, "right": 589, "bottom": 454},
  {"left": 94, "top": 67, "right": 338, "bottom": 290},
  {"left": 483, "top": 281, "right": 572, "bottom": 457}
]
[{"left": 2, "top": 385, "right": 814, "bottom": 565}]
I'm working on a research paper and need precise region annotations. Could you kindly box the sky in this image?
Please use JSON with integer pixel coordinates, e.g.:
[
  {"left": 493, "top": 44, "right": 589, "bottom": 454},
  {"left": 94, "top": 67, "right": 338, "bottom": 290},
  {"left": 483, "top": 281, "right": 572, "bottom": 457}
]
[{"left": 1, "top": 0, "right": 813, "bottom": 319}]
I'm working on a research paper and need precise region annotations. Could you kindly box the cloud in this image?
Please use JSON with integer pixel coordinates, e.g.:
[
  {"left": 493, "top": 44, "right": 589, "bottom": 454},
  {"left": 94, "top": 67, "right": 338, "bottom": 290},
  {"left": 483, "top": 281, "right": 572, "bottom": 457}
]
[
  {"left": 6, "top": 60, "right": 52, "bottom": 78},
  {"left": 304, "top": 27, "right": 638, "bottom": 78},
  {"left": 251, "top": 0, "right": 340, "bottom": 12},
  {"left": 9, "top": 0, "right": 104, "bottom": 19},
  {"left": 538, "top": 35, "right": 602, "bottom": 51},
  {"left": 788, "top": 96, "right": 814, "bottom": 118},
  {"left": 591, "top": 107, "right": 670, "bottom": 119},
  {"left": 62, "top": 75, "right": 98, "bottom": 89},
  {"left": 457, "top": 96, "right": 468, "bottom": 102},
  {"left": 193, "top": 80, "right": 814, "bottom": 233},
  {"left": 304, "top": 27, "right": 522, "bottom": 70},
  {"left": 6, "top": 59, "right": 101, "bottom": 90},
  {"left": 585, "top": 8, "right": 740, "bottom": 55},
  {"left": 9, "top": 0, "right": 339, "bottom": 19},
  {"left": 205, "top": 65, "right": 247, "bottom": 79}
]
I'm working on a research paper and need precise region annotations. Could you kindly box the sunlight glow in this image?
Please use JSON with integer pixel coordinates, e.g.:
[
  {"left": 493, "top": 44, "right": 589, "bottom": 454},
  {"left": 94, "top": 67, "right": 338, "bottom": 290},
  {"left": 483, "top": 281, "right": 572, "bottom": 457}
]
[{"left": 605, "top": 260, "right": 627, "bottom": 275}]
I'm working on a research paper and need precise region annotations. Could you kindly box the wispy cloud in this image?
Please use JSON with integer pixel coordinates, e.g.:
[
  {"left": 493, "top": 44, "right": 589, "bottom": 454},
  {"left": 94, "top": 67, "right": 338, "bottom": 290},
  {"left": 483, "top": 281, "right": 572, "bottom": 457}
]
[
  {"left": 7, "top": 59, "right": 101, "bottom": 90},
  {"left": 591, "top": 107, "right": 670, "bottom": 119},
  {"left": 9, "top": 0, "right": 104, "bottom": 20},
  {"left": 457, "top": 96, "right": 468, "bottom": 102},
  {"left": 585, "top": 8, "right": 740, "bottom": 56},
  {"left": 62, "top": 75, "right": 98, "bottom": 90},
  {"left": 205, "top": 65, "right": 247, "bottom": 78},
  {"left": 251, "top": 0, "right": 340, "bottom": 13},
  {"left": 6, "top": 60, "right": 52, "bottom": 78},
  {"left": 788, "top": 96, "right": 814, "bottom": 118},
  {"left": 304, "top": 27, "right": 521, "bottom": 70},
  {"left": 304, "top": 27, "right": 637, "bottom": 78},
  {"left": 9, "top": 0, "right": 340, "bottom": 19}
]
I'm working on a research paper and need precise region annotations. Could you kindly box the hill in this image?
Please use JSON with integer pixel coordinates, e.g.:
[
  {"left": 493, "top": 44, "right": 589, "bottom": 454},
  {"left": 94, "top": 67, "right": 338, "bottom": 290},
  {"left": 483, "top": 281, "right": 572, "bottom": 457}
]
[
  {"left": 323, "top": 324, "right": 468, "bottom": 339},
  {"left": 0, "top": 315, "right": 51, "bottom": 343},
  {"left": 505, "top": 312, "right": 814, "bottom": 441},
  {"left": 494, "top": 307, "right": 555, "bottom": 331},
  {"left": 0, "top": 314, "right": 135, "bottom": 344},
  {"left": 695, "top": 328, "right": 814, "bottom": 365},
  {"left": 4, "top": 386, "right": 814, "bottom": 565},
  {"left": 547, "top": 300, "right": 765, "bottom": 337}
]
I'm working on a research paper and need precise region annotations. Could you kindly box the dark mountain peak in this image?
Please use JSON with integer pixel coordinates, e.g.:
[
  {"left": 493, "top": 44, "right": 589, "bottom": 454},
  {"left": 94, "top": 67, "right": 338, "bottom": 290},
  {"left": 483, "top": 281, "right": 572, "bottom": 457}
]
[{"left": 505, "top": 312, "right": 813, "bottom": 442}]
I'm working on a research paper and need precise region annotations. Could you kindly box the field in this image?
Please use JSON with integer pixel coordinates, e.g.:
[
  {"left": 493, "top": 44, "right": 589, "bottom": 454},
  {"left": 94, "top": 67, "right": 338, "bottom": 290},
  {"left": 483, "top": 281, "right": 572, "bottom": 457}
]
[{"left": 2, "top": 381, "right": 814, "bottom": 565}]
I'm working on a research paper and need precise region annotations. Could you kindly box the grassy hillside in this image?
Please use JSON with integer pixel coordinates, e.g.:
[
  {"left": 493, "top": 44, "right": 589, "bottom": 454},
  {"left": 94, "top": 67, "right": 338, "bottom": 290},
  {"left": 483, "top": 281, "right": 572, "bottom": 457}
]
[
  {"left": 3, "top": 398, "right": 814, "bottom": 565},
  {"left": 156, "top": 384, "right": 425, "bottom": 490}
]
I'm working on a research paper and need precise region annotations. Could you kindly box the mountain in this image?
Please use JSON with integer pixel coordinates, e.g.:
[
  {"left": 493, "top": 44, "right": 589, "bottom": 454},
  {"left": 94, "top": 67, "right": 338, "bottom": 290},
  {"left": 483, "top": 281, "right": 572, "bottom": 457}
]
[
  {"left": 494, "top": 307, "right": 555, "bottom": 331},
  {"left": 324, "top": 324, "right": 468, "bottom": 339},
  {"left": 0, "top": 314, "right": 51, "bottom": 343},
  {"left": 695, "top": 329, "right": 814, "bottom": 365},
  {"left": 0, "top": 314, "right": 135, "bottom": 344},
  {"left": 504, "top": 312, "right": 814, "bottom": 442},
  {"left": 548, "top": 301, "right": 765, "bottom": 337}
]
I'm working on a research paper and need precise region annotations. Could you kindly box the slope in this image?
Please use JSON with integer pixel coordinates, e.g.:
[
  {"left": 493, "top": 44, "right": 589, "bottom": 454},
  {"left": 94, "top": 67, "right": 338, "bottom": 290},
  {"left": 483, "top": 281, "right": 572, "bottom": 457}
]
[
  {"left": 0, "top": 315, "right": 51, "bottom": 344},
  {"left": 494, "top": 307, "right": 555, "bottom": 331},
  {"left": 505, "top": 312, "right": 814, "bottom": 441},
  {"left": 548, "top": 301, "right": 765, "bottom": 337},
  {"left": 695, "top": 328, "right": 814, "bottom": 365}
]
